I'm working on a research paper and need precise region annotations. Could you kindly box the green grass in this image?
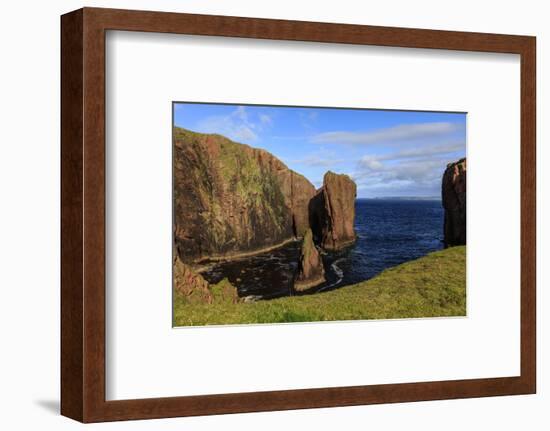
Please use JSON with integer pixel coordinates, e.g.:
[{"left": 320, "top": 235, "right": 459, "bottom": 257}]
[{"left": 173, "top": 246, "right": 466, "bottom": 326}]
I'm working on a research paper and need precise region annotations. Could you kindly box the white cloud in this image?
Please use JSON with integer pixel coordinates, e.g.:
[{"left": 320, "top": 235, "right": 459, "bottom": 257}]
[
  {"left": 197, "top": 106, "right": 274, "bottom": 143},
  {"left": 353, "top": 159, "right": 444, "bottom": 196},
  {"left": 290, "top": 155, "right": 345, "bottom": 168},
  {"left": 289, "top": 148, "right": 345, "bottom": 168},
  {"left": 232, "top": 126, "right": 258, "bottom": 142},
  {"left": 259, "top": 114, "right": 273, "bottom": 126},
  {"left": 197, "top": 107, "right": 257, "bottom": 142},
  {"left": 358, "top": 156, "right": 383, "bottom": 171},
  {"left": 361, "top": 142, "right": 465, "bottom": 164},
  {"left": 306, "top": 111, "right": 318, "bottom": 121},
  {"left": 353, "top": 142, "right": 465, "bottom": 197},
  {"left": 389, "top": 142, "right": 463, "bottom": 159},
  {"left": 298, "top": 110, "right": 319, "bottom": 130},
  {"left": 312, "top": 122, "right": 461, "bottom": 146}
]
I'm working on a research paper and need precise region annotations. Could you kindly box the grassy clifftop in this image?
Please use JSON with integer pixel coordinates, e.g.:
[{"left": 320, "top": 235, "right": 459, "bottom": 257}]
[{"left": 173, "top": 246, "right": 466, "bottom": 326}]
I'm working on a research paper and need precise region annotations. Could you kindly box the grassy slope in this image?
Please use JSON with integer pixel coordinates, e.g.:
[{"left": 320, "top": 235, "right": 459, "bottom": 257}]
[{"left": 173, "top": 246, "right": 466, "bottom": 326}]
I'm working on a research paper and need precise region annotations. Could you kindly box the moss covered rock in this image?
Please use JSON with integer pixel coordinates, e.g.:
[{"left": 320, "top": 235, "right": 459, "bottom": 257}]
[
  {"left": 173, "top": 255, "right": 213, "bottom": 304},
  {"left": 173, "top": 127, "right": 316, "bottom": 264}
]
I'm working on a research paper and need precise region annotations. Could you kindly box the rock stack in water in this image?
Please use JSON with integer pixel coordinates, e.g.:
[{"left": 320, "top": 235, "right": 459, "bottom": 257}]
[
  {"left": 172, "top": 127, "right": 358, "bottom": 298},
  {"left": 294, "top": 229, "right": 326, "bottom": 291},
  {"left": 310, "top": 171, "right": 357, "bottom": 251},
  {"left": 442, "top": 158, "right": 466, "bottom": 247}
]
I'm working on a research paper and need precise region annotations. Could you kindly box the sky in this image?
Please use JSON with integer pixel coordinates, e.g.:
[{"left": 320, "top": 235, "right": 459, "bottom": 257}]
[{"left": 173, "top": 103, "right": 466, "bottom": 199}]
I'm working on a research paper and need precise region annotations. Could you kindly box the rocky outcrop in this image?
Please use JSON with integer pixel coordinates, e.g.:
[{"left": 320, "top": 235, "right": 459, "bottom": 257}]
[
  {"left": 173, "top": 127, "right": 316, "bottom": 264},
  {"left": 262, "top": 157, "right": 316, "bottom": 238},
  {"left": 173, "top": 253, "right": 238, "bottom": 304},
  {"left": 289, "top": 172, "right": 316, "bottom": 238},
  {"left": 173, "top": 254, "right": 214, "bottom": 303},
  {"left": 310, "top": 171, "right": 357, "bottom": 250},
  {"left": 294, "top": 229, "right": 326, "bottom": 291},
  {"left": 442, "top": 158, "right": 466, "bottom": 247}
]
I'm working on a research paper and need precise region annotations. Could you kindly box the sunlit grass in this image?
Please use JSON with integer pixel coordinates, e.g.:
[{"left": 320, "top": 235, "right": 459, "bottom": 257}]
[{"left": 173, "top": 246, "right": 466, "bottom": 326}]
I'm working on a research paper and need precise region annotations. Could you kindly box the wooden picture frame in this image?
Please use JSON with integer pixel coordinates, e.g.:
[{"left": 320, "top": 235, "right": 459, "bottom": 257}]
[{"left": 61, "top": 7, "right": 536, "bottom": 423}]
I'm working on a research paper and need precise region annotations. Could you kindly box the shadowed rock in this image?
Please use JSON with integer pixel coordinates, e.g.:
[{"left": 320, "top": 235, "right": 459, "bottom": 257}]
[
  {"left": 289, "top": 171, "right": 316, "bottom": 237},
  {"left": 173, "top": 253, "right": 238, "bottom": 304},
  {"left": 173, "top": 254, "right": 214, "bottom": 304},
  {"left": 442, "top": 158, "right": 466, "bottom": 247},
  {"left": 294, "top": 229, "right": 326, "bottom": 291},
  {"left": 310, "top": 171, "right": 357, "bottom": 250}
]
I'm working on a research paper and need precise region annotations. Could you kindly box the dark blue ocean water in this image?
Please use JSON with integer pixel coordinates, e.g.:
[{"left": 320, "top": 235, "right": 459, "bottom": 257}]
[{"left": 202, "top": 199, "right": 445, "bottom": 299}]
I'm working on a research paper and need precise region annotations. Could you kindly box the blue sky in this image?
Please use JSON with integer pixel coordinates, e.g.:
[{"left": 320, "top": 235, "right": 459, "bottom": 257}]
[{"left": 173, "top": 103, "right": 466, "bottom": 198}]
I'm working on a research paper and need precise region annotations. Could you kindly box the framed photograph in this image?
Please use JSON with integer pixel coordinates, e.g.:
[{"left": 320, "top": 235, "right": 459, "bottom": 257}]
[
  {"left": 171, "top": 102, "right": 468, "bottom": 326},
  {"left": 61, "top": 7, "right": 536, "bottom": 422}
]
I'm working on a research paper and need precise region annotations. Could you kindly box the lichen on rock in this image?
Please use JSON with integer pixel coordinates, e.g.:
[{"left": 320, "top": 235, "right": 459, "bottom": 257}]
[{"left": 173, "top": 127, "right": 316, "bottom": 264}]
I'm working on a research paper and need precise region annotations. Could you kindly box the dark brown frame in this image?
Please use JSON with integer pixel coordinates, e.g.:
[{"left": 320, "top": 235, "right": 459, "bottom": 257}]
[{"left": 61, "top": 7, "right": 536, "bottom": 423}]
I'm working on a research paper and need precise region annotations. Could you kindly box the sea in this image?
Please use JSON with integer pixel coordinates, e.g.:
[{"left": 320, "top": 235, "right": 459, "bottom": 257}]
[{"left": 201, "top": 199, "right": 445, "bottom": 300}]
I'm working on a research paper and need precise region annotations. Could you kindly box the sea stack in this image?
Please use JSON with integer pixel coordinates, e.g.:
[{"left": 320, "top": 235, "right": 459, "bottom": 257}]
[
  {"left": 442, "top": 158, "right": 466, "bottom": 247},
  {"left": 294, "top": 229, "right": 326, "bottom": 291},
  {"left": 270, "top": 165, "right": 317, "bottom": 238},
  {"left": 310, "top": 171, "right": 357, "bottom": 251}
]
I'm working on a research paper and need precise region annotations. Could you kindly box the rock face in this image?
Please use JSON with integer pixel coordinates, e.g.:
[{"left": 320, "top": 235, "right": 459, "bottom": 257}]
[
  {"left": 173, "top": 254, "right": 214, "bottom": 303},
  {"left": 310, "top": 171, "right": 357, "bottom": 250},
  {"left": 442, "top": 158, "right": 466, "bottom": 247},
  {"left": 173, "top": 127, "right": 316, "bottom": 264},
  {"left": 288, "top": 172, "right": 317, "bottom": 238},
  {"left": 173, "top": 253, "right": 238, "bottom": 304},
  {"left": 294, "top": 229, "right": 326, "bottom": 291}
]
